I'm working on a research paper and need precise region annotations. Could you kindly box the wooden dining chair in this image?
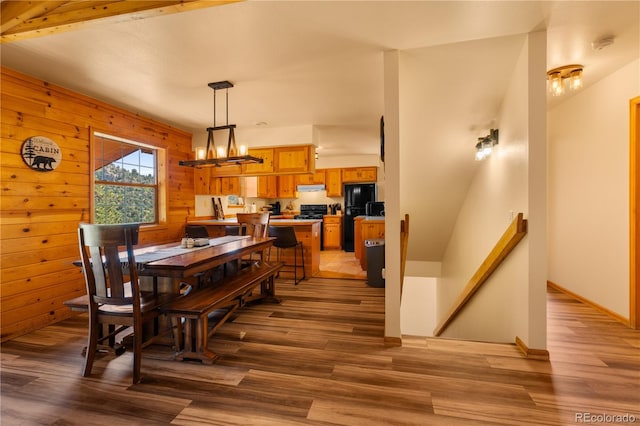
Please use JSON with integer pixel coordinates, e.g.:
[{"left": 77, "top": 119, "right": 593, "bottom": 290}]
[
  {"left": 77, "top": 223, "right": 171, "bottom": 384},
  {"left": 236, "top": 213, "right": 270, "bottom": 265},
  {"left": 236, "top": 212, "right": 270, "bottom": 238}
]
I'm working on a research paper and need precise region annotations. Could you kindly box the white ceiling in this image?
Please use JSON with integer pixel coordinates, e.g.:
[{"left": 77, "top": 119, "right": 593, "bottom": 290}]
[{"left": 2, "top": 1, "right": 638, "bottom": 261}]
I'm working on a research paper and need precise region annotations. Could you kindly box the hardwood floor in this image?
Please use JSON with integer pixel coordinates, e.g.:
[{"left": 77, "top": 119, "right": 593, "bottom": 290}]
[{"left": 1, "top": 280, "right": 639, "bottom": 425}]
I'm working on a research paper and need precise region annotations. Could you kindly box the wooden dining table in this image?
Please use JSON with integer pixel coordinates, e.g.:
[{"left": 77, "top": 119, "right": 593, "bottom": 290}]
[
  {"left": 68, "top": 235, "right": 277, "bottom": 348},
  {"left": 136, "top": 235, "right": 275, "bottom": 289}
]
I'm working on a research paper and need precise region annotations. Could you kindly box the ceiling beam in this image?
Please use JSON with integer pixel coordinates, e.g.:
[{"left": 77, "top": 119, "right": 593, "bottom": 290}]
[{"left": 1, "top": 0, "right": 241, "bottom": 44}]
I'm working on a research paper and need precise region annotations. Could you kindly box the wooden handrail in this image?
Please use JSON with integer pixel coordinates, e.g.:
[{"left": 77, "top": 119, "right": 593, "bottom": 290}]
[
  {"left": 400, "top": 214, "right": 410, "bottom": 296},
  {"left": 433, "top": 213, "right": 528, "bottom": 336}
]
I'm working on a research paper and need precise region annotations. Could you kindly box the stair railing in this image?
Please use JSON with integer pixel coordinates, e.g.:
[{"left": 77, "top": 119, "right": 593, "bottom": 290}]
[{"left": 433, "top": 212, "right": 528, "bottom": 336}]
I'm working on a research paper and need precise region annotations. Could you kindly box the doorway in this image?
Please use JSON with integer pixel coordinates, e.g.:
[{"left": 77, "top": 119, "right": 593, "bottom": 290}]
[{"left": 630, "top": 95, "right": 640, "bottom": 329}]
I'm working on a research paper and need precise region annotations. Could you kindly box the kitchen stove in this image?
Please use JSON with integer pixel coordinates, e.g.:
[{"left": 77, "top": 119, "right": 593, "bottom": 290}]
[
  {"left": 295, "top": 204, "right": 328, "bottom": 220},
  {"left": 295, "top": 204, "right": 328, "bottom": 249}
]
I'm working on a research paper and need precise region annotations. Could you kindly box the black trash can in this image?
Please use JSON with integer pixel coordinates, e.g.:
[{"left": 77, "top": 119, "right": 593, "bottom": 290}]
[{"left": 365, "top": 238, "right": 385, "bottom": 288}]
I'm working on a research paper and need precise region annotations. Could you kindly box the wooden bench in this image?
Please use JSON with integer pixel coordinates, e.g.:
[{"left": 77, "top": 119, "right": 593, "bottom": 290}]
[{"left": 159, "top": 260, "right": 283, "bottom": 364}]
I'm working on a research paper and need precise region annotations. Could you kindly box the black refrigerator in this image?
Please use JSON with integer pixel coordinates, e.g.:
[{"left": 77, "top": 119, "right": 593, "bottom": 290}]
[{"left": 343, "top": 183, "right": 377, "bottom": 252}]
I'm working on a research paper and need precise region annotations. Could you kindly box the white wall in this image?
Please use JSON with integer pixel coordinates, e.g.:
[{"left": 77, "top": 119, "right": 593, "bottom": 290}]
[
  {"left": 548, "top": 59, "right": 640, "bottom": 319},
  {"left": 436, "top": 32, "right": 547, "bottom": 346},
  {"left": 383, "top": 50, "right": 402, "bottom": 339},
  {"left": 401, "top": 277, "right": 437, "bottom": 336}
]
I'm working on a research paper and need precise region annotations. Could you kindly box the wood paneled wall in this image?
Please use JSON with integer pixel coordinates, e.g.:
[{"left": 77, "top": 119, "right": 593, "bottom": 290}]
[{"left": 0, "top": 67, "right": 196, "bottom": 341}]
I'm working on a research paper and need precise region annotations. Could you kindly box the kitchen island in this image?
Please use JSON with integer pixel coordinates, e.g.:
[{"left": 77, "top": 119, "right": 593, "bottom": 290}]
[
  {"left": 187, "top": 218, "right": 321, "bottom": 278},
  {"left": 354, "top": 216, "right": 385, "bottom": 270}
]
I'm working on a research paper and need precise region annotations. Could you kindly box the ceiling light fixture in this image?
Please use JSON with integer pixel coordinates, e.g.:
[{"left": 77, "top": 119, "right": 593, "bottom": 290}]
[
  {"left": 475, "top": 129, "right": 499, "bottom": 161},
  {"left": 547, "top": 64, "right": 583, "bottom": 97},
  {"left": 179, "top": 81, "right": 263, "bottom": 168}
]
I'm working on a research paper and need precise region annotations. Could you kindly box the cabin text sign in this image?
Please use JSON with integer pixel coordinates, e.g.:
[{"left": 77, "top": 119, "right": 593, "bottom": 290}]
[{"left": 21, "top": 136, "right": 62, "bottom": 172}]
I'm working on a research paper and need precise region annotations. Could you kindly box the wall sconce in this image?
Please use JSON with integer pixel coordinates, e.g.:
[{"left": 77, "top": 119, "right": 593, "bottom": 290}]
[
  {"left": 475, "top": 129, "right": 499, "bottom": 161},
  {"left": 547, "top": 65, "right": 583, "bottom": 97}
]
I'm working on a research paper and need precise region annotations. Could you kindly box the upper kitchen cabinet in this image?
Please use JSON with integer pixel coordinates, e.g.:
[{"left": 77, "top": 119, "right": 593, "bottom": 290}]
[
  {"left": 194, "top": 167, "right": 212, "bottom": 195},
  {"left": 257, "top": 175, "right": 278, "bottom": 198},
  {"left": 274, "top": 145, "right": 314, "bottom": 174},
  {"left": 207, "top": 144, "right": 315, "bottom": 177},
  {"left": 208, "top": 163, "right": 242, "bottom": 177},
  {"left": 325, "top": 168, "right": 342, "bottom": 197},
  {"left": 296, "top": 169, "right": 325, "bottom": 185},
  {"left": 242, "top": 148, "right": 274, "bottom": 174},
  {"left": 278, "top": 175, "right": 297, "bottom": 198},
  {"left": 342, "top": 167, "right": 377, "bottom": 183},
  {"left": 219, "top": 177, "right": 241, "bottom": 195}
]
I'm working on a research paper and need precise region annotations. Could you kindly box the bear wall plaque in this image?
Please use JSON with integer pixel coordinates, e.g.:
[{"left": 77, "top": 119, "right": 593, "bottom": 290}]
[{"left": 21, "top": 136, "right": 62, "bottom": 172}]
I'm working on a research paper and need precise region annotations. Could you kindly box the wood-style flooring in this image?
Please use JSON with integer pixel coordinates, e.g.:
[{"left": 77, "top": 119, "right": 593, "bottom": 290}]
[
  {"left": 1, "top": 279, "right": 639, "bottom": 425},
  {"left": 317, "top": 250, "right": 367, "bottom": 280}
]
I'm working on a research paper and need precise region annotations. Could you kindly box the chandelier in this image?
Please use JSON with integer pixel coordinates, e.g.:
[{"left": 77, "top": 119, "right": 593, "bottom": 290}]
[{"left": 179, "top": 81, "right": 263, "bottom": 168}]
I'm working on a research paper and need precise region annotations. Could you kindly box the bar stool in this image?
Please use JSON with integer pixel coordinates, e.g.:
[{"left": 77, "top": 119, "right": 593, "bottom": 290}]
[{"left": 268, "top": 226, "right": 305, "bottom": 285}]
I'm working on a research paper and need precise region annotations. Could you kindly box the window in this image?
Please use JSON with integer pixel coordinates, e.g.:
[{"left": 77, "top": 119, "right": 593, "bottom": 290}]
[{"left": 93, "top": 132, "right": 158, "bottom": 224}]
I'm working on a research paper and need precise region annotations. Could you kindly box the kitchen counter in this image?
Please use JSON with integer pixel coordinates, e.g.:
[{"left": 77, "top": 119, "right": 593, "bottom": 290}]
[
  {"left": 189, "top": 218, "right": 321, "bottom": 226},
  {"left": 355, "top": 215, "right": 385, "bottom": 222},
  {"left": 187, "top": 218, "right": 321, "bottom": 277}
]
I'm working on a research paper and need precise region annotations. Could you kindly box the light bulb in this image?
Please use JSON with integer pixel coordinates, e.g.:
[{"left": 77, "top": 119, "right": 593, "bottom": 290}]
[
  {"left": 548, "top": 71, "right": 564, "bottom": 96},
  {"left": 569, "top": 69, "right": 582, "bottom": 91},
  {"left": 196, "top": 148, "right": 206, "bottom": 160}
]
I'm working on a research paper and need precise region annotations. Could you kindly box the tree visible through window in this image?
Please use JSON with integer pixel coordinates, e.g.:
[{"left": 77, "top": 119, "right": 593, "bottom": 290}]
[{"left": 93, "top": 133, "right": 157, "bottom": 224}]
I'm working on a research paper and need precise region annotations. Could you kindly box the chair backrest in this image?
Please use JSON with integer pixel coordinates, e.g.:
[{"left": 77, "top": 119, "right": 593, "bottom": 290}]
[
  {"left": 236, "top": 213, "right": 270, "bottom": 238},
  {"left": 185, "top": 225, "right": 209, "bottom": 239},
  {"left": 78, "top": 223, "right": 140, "bottom": 307},
  {"left": 268, "top": 226, "right": 299, "bottom": 248}
]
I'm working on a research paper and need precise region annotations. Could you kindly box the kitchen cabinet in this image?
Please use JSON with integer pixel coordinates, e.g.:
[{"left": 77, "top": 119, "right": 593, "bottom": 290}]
[
  {"left": 194, "top": 168, "right": 211, "bottom": 195},
  {"left": 275, "top": 145, "right": 314, "bottom": 173},
  {"left": 209, "top": 164, "right": 242, "bottom": 177},
  {"left": 257, "top": 175, "right": 278, "bottom": 198},
  {"left": 357, "top": 219, "right": 385, "bottom": 270},
  {"left": 204, "top": 144, "right": 315, "bottom": 177},
  {"left": 242, "top": 148, "right": 274, "bottom": 174},
  {"left": 219, "top": 177, "right": 241, "bottom": 195},
  {"left": 296, "top": 170, "right": 325, "bottom": 185},
  {"left": 325, "top": 168, "right": 342, "bottom": 197},
  {"left": 323, "top": 216, "right": 342, "bottom": 250},
  {"left": 342, "top": 167, "right": 377, "bottom": 183},
  {"left": 278, "top": 175, "right": 296, "bottom": 198}
]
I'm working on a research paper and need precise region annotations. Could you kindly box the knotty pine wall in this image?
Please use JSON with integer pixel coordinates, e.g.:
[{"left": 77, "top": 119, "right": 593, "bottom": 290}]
[{"left": 0, "top": 67, "right": 196, "bottom": 341}]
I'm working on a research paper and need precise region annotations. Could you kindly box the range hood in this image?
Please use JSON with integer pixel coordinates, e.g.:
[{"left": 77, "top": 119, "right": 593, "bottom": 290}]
[{"left": 296, "top": 184, "right": 325, "bottom": 192}]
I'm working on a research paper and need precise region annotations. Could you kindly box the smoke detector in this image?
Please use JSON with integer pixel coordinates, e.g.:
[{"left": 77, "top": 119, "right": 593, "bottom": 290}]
[{"left": 592, "top": 35, "right": 615, "bottom": 51}]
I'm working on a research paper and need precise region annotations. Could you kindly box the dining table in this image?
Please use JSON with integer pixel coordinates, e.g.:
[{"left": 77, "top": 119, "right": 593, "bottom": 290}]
[
  {"left": 69, "top": 235, "right": 277, "bottom": 348},
  {"left": 135, "top": 235, "right": 275, "bottom": 292}
]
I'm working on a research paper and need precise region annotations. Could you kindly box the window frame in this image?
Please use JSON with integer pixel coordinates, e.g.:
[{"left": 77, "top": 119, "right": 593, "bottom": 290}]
[{"left": 91, "top": 130, "right": 167, "bottom": 227}]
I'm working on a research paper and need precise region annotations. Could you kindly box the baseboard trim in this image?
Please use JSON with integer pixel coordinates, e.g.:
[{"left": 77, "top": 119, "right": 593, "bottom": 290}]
[
  {"left": 547, "top": 280, "right": 630, "bottom": 327},
  {"left": 515, "top": 336, "right": 549, "bottom": 361},
  {"left": 384, "top": 336, "right": 402, "bottom": 346}
]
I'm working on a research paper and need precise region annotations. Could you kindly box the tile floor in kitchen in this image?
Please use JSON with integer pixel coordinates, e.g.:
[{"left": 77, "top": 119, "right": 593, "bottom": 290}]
[{"left": 317, "top": 249, "right": 367, "bottom": 279}]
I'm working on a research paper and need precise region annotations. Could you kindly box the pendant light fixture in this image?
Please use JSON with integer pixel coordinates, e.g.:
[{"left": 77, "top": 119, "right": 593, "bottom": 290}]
[{"left": 179, "top": 80, "right": 263, "bottom": 168}]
